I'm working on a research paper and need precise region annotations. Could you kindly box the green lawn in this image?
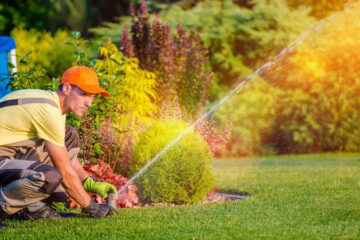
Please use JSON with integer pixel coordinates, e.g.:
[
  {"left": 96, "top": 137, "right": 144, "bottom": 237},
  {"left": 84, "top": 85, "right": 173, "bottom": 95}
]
[{"left": 2, "top": 153, "right": 360, "bottom": 239}]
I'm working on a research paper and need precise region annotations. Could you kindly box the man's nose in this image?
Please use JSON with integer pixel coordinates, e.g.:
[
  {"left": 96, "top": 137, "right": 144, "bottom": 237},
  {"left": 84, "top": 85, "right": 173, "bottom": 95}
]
[{"left": 84, "top": 97, "right": 93, "bottom": 107}]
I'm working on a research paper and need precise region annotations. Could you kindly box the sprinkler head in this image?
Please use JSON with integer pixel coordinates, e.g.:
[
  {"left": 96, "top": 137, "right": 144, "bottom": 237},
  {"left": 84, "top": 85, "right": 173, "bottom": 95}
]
[{"left": 106, "top": 193, "right": 117, "bottom": 209}]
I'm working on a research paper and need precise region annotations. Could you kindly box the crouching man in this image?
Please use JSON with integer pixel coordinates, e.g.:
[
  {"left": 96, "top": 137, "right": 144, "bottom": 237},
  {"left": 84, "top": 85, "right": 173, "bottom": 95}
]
[{"left": 0, "top": 66, "right": 118, "bottom": 229}]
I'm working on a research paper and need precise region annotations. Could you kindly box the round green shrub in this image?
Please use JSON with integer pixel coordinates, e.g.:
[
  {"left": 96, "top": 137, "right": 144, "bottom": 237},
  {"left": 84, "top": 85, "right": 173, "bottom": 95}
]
[{"left": 130, "top": 121, "right": 214, "bottom": 204}]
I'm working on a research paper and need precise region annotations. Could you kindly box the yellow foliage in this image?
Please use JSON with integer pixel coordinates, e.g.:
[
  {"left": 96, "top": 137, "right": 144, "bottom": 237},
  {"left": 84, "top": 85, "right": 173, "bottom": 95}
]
[
  {"left": 94, "top": 41, "right": 158, "bottom": 131},
  {"left": 11, "top": 28, "right": 74, "bottom": 78}
]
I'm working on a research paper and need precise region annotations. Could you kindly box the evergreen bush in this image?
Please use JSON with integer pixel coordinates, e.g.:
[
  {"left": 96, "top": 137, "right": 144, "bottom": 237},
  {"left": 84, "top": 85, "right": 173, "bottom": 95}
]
[{"left": 130, "top": 121, "right": 214, "bottom": 204}]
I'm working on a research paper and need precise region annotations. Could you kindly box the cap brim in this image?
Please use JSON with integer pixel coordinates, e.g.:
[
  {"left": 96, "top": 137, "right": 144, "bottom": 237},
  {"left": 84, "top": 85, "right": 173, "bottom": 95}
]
[{"left": 77, "top": 85, "right": 110, "bottom": 97}]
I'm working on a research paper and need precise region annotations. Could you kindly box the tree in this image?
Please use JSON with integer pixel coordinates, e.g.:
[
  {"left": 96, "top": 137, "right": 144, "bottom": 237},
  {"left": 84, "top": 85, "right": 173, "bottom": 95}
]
[{"left": 0, "top": 0, "right": 53, "bottom": 35}]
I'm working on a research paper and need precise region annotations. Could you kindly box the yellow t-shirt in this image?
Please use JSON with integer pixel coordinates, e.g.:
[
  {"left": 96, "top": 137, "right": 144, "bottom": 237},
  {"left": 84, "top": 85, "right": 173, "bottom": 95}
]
[{"left": 0, "top": 89, "right": 66, "bottom": 146}]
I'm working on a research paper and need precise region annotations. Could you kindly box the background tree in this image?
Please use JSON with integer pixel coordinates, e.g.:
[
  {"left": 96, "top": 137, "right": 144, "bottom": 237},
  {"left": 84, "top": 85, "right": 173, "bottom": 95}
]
[{"left": 0, "top": 0, "right": 53, "bottom": 35}]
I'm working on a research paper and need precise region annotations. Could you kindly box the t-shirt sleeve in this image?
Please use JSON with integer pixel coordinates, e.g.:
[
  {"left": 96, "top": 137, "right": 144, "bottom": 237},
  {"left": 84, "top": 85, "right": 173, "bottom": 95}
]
[{"left": 32, "top": 106, "right": 65, "bottom": 146}]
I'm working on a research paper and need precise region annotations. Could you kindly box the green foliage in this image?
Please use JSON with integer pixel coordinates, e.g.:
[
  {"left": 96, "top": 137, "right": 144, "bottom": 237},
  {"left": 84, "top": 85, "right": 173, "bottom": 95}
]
[
  {"left": 94, "top": 40, "right": 158, "bottom": 129},
  {"left": 214, "top": 78, "right": 280, "bottom": 156},
  {"left": 6, "top": 53, "right": 59, "bottom": 91},
  {"left": 130, "top": 120, "right": 214, "bottom": 204},
  {"left": 285, "top": 0, "right": 349, "bottom": 19},
  {"left": 160, "top": 0, "right": 315, "bottom": 88},
  {"left": 90, "top": 16, "right": 133, "bottom": 42},
  {"left": 11, "top": 28, "right": 76, "bottom": 79},
  {"left": 0, "top": 0, "right": 53, "bottom": 35},
  {"left": 0, "top": 0, "right": 139, "bottom": 36},
  {"left": 90, "top": 0, "right": 315, "bottom": 102},
  {"left": 216, "top": 2, "right": 360, "bottom": 155},
  {"left": 265, "top": 2, "right": 360, "bottom": 153}
]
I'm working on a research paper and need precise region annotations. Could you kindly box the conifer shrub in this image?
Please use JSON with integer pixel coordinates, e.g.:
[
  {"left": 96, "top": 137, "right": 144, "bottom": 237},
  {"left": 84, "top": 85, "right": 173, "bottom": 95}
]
[{"left": 130, "top": 121, "right": 214, "bottom": 204}]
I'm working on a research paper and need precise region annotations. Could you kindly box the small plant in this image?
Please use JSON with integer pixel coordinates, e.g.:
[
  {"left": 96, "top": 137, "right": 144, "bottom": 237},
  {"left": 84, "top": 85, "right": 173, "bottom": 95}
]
[
  {"left": 65, "top": 31, "right": 93, "bottom": 67},
  {"left": 4, "top": 52, "right": 59, "bottom": 91},
  {"left": 69, "top": 160, "right": 139, "bottom": 209},
  {"left": 130, "top": 121, "right": 214, "bottom": 204},
  {"left": 83, "top": 160, "right": 139, "bottom": 208}
]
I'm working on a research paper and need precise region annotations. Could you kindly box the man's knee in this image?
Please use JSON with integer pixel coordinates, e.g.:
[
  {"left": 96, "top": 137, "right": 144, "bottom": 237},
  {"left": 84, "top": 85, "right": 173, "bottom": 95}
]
[
  {"left": 30, "top": 164, "right": 63, "bottom": 195},
  {"left": 65, "top": 125, "right": 80, "bottom": 151}
]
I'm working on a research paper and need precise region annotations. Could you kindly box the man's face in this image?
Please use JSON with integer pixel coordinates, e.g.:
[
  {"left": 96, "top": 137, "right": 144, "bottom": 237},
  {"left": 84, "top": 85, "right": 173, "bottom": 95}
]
[{"left": 66, "top": 85, "right": 96, "bottom": 116}]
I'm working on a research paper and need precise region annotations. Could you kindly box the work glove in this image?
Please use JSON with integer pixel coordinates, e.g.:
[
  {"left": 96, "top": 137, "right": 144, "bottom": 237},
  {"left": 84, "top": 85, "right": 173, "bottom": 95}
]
[
  {"left": 82, "top": 200, "right": 119, "bottom": 218},
  {"left": 83, "top": 176, "right": 117, "bottom": 199}
]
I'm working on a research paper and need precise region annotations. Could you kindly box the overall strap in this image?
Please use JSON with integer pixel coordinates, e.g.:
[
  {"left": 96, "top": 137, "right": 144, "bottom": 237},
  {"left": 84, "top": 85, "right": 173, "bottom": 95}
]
[{"left": 0, "top": 98, "right": 58, "bottom": 109}]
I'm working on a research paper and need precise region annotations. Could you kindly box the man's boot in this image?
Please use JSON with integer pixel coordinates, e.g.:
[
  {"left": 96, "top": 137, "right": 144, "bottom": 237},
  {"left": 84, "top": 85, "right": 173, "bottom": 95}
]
[
  {"left": 0, "top": 208, "right": 9, "bottom": 229},
  {"left": 11, "top": 204, "right": 76, "bottom": 221},
  {"left": 23, "top": 205, "right": 76, "bottom": 220}
]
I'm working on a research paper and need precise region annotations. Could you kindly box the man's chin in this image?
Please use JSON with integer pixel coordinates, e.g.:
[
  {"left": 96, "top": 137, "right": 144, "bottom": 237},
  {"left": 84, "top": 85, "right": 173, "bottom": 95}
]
[{"left": 73, "top": 111, "right": 85, "bottom": 117}]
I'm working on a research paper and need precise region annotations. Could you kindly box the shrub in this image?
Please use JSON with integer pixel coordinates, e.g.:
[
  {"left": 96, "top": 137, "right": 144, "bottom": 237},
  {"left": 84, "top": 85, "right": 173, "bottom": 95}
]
[
  {"left": 11, "top": 28, "right": 75, "bottom": 79},
  {"left": 130, "top": 121, "right": 214, "bottom": 204},
  {"left": 120, "top": 0, "right": 212, "bottom": 116}
]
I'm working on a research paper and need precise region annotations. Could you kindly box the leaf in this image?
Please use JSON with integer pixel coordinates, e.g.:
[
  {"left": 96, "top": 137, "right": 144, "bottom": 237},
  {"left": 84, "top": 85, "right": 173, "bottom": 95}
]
[
  {"left": 90, "top": 59, "right": 97, "bottom": 67},
  {"left": 74, "top": 50, "right": 84, "bottom": 55},
  {"left": 109, "top": 57, "right": 123, "bottom": 66},
  {"left": 64, "top": 41, "right": 75, "bottom": 47},
  {"left": 72, "top": 31, "right": 81, "bottom": 38},
  {"left": 20, "top": 51, "right": 33, "bottom": 61},
  {"left": 94, "top": 143, "right": 101, "bottom": 155}
]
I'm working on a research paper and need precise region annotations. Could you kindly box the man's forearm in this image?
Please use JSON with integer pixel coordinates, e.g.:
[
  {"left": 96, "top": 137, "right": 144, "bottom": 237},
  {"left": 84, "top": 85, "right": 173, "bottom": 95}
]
[
  {"left": 60, "top": 169, "right": 91, "bottom": 207},
  {"left": 45, "top": 141, "right": 91, "bottom": 208},
  {"left": 72, "top": 158, "right": 89, "bottom": 182}
]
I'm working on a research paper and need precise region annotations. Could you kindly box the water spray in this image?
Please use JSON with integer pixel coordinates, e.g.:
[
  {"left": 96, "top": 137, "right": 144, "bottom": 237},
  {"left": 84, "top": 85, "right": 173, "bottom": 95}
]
[{"left": 114, "top": 3, "right": 352, "bottom": 199}]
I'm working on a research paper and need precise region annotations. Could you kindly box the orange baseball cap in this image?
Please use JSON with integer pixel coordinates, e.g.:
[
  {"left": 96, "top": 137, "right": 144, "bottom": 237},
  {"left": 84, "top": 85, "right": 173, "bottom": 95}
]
[{"left": 60, "top": 66, "right": 110, "bottom": 97}]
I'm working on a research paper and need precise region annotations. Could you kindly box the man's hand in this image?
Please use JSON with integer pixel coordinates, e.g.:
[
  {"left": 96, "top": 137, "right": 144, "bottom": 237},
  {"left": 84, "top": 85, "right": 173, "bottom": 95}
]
[
  {"left": 82, "top": 200, "right": 119, "bottom": 218},
  {"left": 83, "top": 177, "right": 117, "bottom": 199}
]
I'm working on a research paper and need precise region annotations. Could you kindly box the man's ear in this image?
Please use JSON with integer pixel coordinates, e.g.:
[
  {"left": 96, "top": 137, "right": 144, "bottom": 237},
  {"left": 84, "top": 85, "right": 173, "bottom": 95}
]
[{"left": 62, "top": 83, "right": 72, "bottom": 96}]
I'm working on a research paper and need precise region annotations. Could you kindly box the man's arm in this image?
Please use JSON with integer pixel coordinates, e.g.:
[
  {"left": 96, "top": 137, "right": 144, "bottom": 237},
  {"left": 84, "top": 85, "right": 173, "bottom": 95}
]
[
  {"left": 72, "top": 158, "right": 89, "bottom": 182},
  {"left": 44, "top": 141, "right": 91, "bottom": 208}
]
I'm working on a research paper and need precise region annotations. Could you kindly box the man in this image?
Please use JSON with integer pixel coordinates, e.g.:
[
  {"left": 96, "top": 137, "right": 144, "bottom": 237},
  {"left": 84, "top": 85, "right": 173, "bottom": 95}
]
[{"left": 0, "top": 66, "right": 118, "bottom": 229}]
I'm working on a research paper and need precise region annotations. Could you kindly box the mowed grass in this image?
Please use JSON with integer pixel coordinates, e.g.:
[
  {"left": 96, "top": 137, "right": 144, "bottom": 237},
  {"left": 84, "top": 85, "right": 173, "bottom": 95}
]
[{"left": 2, "top": 153, "right": 360, "bottom": 239}]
